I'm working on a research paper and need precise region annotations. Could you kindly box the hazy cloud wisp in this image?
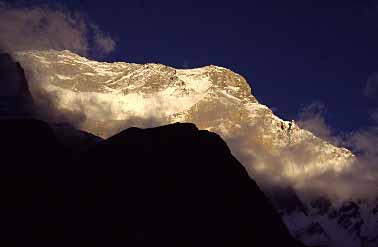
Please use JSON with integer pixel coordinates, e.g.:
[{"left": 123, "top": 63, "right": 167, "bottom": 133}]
[
  {"left": 0, "top": 3, "right": 116, "bottom": 57},
  {"left": 297, "top": 102, "right": 333, "bottom": 141},
  {"left": 293, "top": 102, "right": 378, "bottom": 202},
  {"left": 365, "top": 72, "right": 378, "bottom": 98}
]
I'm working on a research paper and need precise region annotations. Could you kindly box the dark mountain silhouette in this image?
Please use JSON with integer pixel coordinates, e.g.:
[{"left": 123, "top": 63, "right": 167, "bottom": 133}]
[
  {"left": 51, "top": 122, "right": 103, "bottom": 156},
  {"left": 74, "top": 123, "right": 303, "bottom": 246},
  {"left": 0, "top": 118, "right": 303, "bottom": 246},
  {"left": 0, "top": 53, "right": 34, "bottom": 117},
  {"left": 0, "top": 118, "right": 66, "bottom": 245},
  {"left": 266, "top": 185, "right": 308, "bottom": 216},
  {"left": 0, "top": 53, "right": 303, "bottom": 246}
]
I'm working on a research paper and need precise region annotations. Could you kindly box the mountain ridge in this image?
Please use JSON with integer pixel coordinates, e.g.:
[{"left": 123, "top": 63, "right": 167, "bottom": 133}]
[
  {"left": 0, "top": 116, "right": 303, "bottom": 246},
  {"left": 12, "top": 49, "right": 378, "bottom": 247},
  {"left": 13, "top": 49, "right": 355, "bottom": 181}
]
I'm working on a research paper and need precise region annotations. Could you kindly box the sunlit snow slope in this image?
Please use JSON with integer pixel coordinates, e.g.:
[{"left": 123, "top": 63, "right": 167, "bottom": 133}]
[{"left": 14, "top": 50, "right": 355, "bottom": 185}]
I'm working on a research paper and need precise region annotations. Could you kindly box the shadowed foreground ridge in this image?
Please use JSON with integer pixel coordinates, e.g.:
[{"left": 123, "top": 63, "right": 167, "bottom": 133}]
[{"left": 0, "top": 119, "right": 302, "bottom": 246}]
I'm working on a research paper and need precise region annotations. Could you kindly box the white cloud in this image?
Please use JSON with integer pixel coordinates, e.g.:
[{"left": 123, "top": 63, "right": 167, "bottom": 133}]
[
  {"left": 292, "top": 102, "right": 378, "bottom": 201},
  {"left": 364, "top": 72, "right": 378, "bottom": 98},
  {"left": 0, "top": 4, "right": 116, "bottom": 57},
  {"left": 297, "top": 102, "right": 333, "bottom": 141},
  {"left": 92, "top": 24, "right": 117, "bottom": 55}
]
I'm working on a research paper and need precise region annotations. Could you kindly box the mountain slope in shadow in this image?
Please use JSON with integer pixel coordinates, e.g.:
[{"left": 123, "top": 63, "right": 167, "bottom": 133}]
[
  {"left": 76, "top": 123, "right": 302, "bottom": 246},
  {"left": 0, "top": 52, "right": 302, "bottom": 246},
  {"left": 0, "top": 119, "right": 302, "bottom": 246}
]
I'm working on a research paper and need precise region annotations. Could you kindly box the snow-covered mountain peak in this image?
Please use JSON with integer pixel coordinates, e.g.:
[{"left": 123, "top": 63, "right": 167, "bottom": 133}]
[
  {"left": 13, "top": 49, "right": 378, "bottom": 247},
  {"left": 13, "top": 50, "right": 354, "bottom": 181}
]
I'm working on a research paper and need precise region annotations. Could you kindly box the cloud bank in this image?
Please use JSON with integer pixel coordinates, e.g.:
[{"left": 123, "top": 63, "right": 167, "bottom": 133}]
[
  {"left": 15, "top": 51, "right": 378, "bottom": 202},
  {"left": 2, "top": 5, "right": 375, "bottom": 203},
  {"left": 297, "top": 102, "right": 333, "bottom": 141},
  {"left": 0, "top": 2, "right": 116, "bottom": 57},
  {"left": 294, "top": 104, "right": 378, "bottom": 202}
]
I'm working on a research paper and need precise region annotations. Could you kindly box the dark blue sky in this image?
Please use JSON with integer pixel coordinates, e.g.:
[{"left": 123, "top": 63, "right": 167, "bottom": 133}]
[{"left": 14, "top": 0, "right": 378, "bottom": 133}]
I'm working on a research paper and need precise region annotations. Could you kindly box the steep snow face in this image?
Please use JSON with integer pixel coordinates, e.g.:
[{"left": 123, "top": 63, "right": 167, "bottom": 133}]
[
  {"left": 280, "top": 199, "right": 378, "bottom": 247},
  {"left": 14, "top": 50, "right": 355, "bottom": 183},
  {"left": 13, "top": 50, "right": 213, "bottom": 122},
  {"left": 268, "top": 186, "right": 378, "bottom": 247},
  {"left": 306, "top": 198, "right": 378, "bottom": 247}
]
